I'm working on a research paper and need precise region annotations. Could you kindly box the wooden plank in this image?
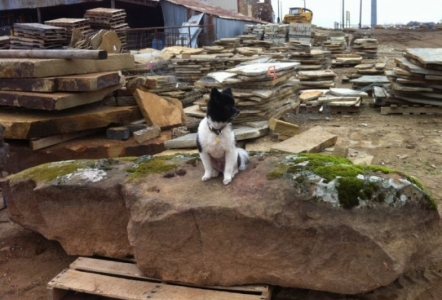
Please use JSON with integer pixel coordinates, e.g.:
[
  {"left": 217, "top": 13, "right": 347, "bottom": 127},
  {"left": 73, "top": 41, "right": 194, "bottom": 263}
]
[
  {"left": 30, "top": 129, "right": 101, "bottom": 151},
  {"left": 0, "top": 105, "right": 142, "bottom": 140},
  {"left": 0, "top": 71, "right": 122, "bottom": 92},
  {"left": 0, "top": 83, "right": 123, "bottom": 110},
  {"left": 0, "top": 53, "right": 134, "bottom": 78},
  {"left": 70, "top": 257, "right": 270, "bottom": 296},
  {"left": 47, "top": 269, "right": 266, "bottom": 300}
]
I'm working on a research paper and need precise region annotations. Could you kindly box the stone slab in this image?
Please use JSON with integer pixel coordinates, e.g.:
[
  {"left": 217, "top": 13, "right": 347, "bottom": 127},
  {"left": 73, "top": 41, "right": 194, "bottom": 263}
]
[
  {"left": 0, "top": 53, "right": 134, "bottom": 78},
  {"left": 0, "top": 71, "right": 122, "bottom": 92},
  {"left": 0, "top": 83, "right": 123, "bottom": 110},
  {"left": 0, "top": 105, "right": 142, "bottom": 140},
  {"left": 133, "top": 89, "right": 184, "bottom": 129},
  {"left": 133, "top": 126, "right": 161, "bottom": 144},
  {"left": 271, "top": 126, "right": 338, "bottom": 154},
  {"left": 405, "top": 48, "right": 442, "bottom": 66}
]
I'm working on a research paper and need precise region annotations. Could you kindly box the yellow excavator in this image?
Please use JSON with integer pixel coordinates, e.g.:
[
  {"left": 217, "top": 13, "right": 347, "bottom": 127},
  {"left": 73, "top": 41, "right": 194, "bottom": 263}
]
[{"left": 282, "top": 7, "right": 313, "bottom": 24}]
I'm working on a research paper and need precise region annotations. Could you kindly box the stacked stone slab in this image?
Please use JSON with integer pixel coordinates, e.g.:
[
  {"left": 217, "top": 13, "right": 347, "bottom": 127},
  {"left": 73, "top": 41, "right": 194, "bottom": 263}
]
[
  {"left": 84, "top": 7, "right": 129, "bottom": 51},
  {"left": 263, "top": 24, "right": 288, "bottom": 46},
  {"left": 192, "top": 62, "right": 300, "bottom": 124},
  {"left": 351, "top": 38, "right": 378, "bottom": 59},
  {"left": 11, "top": 23, "right": 67, "bottom": 49},
  {"left": 297, "top": 69, "right": 336, "bottom": 89},
  {"left": 284, "top": 49, "right": 331, "bottom": 70},
  {"left": 0, "top": 54, "right": 139, "bottom": 145},
  {"left": 45, "top": 18, "right": 94, "bottom": 37},
  {"left": 382, "top": 48, "right": 442, "bottom": 110},
  {"left": 0, "top": 36, "right": 10, "bottom": 49}
]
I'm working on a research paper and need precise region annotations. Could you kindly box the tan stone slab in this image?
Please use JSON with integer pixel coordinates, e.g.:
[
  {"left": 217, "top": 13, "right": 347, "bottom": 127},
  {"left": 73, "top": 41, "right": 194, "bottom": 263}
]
[
  {"left": 0, "top": 53, "right": 134, "bottom": 78},
  {"left": 271, "top": 126, "right": 338, "bottom": 154},
  {"left": 394, "top": 57, "right": 442, "bottom": 75},
  {"left": 0, "top": 83, "right": 123, "bottom": 110},
  {"left": 133, "top": 89, "right": 184, "bottom": 129},
  {"left": 0, "top": 105, "right": 142, "bottom": 140},
  {"left": 0, "top": 71, "right": 122, "bottom": 92},
  {"left": 268, "top": 118, "right": 301, "bottom": 137},
  {"left": 299, "top": 90, "right": 325, "bottom": 102}
]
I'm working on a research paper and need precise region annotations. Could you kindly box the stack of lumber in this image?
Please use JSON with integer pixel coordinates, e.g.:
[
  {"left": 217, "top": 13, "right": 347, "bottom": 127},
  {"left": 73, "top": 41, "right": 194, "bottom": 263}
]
[
  {"left": 190, "top": 62, "right": 300, "bottom": 123},
  {"left": 0, "top": 36, "right": 10, "bottom": 49},
  {"left": 169, "top": 53, "right": 257, "bottom": 83},
  {"left": 84, "top": 8, "right": 129, "bottom": 50},
  {"left": 263, "top": 24, "right": 288, "bottom": 46},
  {"left": 45, "top": 18, "right": 94, "bottom": 37},
  {"left": 299, "top": 88, "right": 365, "bottom": 114},
  {"left": 351, "top": 38, "right": 378, "bottom": 58},
  {"left": 297, "top": 69, "right": 336, "bottom": 89},
  {"left": 322, "top": 37, "right": 347, "bottom": 57},
  {"left": 11, "top": 23, "right": 67, "bottom": 49},
  {"left": 0, "top": 50, "right": 140, "bottom": 150},
  {"left": 379, "top": 48, "right": 442, "bottom": 112},
  {"left": 285, "top": 49, "right": 331, "bottom": 70}
]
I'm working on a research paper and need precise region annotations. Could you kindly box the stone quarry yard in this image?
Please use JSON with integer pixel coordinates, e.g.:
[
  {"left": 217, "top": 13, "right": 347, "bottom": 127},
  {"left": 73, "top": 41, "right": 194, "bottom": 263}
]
[{"left": 2, "top": 28, "right": 442, "bottom": 300}]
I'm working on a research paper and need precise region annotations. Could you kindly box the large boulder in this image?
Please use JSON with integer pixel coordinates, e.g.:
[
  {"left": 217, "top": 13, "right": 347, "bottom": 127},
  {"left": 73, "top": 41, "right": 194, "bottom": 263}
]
[{"left": 1, "top": 153, "right": 441, "bottom": 295}]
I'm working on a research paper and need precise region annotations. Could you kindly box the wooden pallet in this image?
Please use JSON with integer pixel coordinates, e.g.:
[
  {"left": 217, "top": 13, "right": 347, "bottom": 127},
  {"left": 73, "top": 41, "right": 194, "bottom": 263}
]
[
  {"left": 380, "top": 104, "right": 442, "bottom": 115},
  {"left": 47, "top": 257, "right": 272, "bottom": 300}
]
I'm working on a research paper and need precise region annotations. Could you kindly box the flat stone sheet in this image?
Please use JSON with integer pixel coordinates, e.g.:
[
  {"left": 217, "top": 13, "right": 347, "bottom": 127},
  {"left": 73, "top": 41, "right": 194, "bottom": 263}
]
[
  {"left": 350, "top": 75, "right": 389, "bottom": 84},
  {"left": 406, "top": 48, "right": 442, "bottom": 66},
  {"left": 226, "top": 62, "right": 299, "bottom": 76},
  {"left": 395, "top": 57, "right": 442, "bottom": 75}
]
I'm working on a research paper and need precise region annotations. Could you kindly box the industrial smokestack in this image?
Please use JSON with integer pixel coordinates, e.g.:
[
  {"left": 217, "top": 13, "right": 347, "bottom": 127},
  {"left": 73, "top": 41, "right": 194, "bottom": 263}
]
[{"left": 371, "top": 0, "right": 377, "bottom": 27}]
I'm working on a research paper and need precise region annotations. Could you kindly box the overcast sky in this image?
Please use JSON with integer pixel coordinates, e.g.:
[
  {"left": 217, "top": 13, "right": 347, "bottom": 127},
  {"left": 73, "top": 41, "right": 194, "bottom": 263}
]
[{"left": 270, "top": 0, "right": 441, "bottom": 28}]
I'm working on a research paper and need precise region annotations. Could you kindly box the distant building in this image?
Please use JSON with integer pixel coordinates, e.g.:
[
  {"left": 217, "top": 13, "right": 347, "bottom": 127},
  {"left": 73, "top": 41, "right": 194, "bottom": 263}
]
[{"left": 238, "top": 0, "right": 274, "bottom": 23}]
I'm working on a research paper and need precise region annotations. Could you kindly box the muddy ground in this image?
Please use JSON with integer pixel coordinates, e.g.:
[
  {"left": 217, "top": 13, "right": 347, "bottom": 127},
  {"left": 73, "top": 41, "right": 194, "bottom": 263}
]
[{"left": 2, "top": 28, "right": 442, "bottom": 300}]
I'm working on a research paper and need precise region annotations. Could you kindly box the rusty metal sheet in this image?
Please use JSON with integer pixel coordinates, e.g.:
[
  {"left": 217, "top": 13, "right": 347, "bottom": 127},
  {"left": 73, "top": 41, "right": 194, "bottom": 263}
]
[{"left": 0, "top": 0, "right": 105, "bottom": 10}]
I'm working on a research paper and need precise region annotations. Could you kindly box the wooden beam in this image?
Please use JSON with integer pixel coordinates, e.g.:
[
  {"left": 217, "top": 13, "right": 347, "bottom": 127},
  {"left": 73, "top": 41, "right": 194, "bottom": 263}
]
[{"left": 0, "top": 49, "right": 108, "bottom": 60}]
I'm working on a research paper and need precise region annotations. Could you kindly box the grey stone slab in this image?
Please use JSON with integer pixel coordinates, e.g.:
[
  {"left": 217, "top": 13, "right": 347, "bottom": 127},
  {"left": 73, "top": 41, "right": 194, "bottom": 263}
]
[
  {"left": 350, "top": 75, "right": 389, "bottom": 84},
  {"left": 395, "top": 57, "right": 442, "bottom": 75},
  {"left": 406, "top": 48, "right": 442, "bottom": 66}
]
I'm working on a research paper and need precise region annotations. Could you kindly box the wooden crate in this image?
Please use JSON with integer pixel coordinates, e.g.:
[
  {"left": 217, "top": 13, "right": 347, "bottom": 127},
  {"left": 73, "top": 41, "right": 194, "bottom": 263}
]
[{"left": 47, "top": 257, "right": 272, "bottom": 300}]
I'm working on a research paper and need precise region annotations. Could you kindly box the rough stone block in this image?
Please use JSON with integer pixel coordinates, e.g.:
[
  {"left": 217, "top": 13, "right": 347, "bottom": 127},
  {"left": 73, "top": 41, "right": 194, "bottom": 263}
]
[
  {"left": 106, "top": 126, "right": 130, "bottom": 140},
  {"left": 268, "top": 118, "right": 301, "bottom": 137},
  {"left": 332, "top": 138, "right": 350, "bottom": 157},
  {"left": 133, "top": 126, "right": 161, "bottom": 144},
  {"left": 271, "top": 126, "right": 338, "bottom": 154}
]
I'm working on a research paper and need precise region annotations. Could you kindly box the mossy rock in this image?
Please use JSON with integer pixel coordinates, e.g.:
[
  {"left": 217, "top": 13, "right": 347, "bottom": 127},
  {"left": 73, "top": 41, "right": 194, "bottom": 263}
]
[{"left": 267, "top": 153, "right": 435, "bottom": 210}]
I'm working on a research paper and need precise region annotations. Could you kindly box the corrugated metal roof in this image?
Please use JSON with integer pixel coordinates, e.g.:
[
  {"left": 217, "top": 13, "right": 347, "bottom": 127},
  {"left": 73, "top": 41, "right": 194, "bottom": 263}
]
[
  {"left": 164, "top": 0, "right": 267, "bottom": 24},
  {"left": 0, "top": 0, "right": 160, "bottom": 11}
]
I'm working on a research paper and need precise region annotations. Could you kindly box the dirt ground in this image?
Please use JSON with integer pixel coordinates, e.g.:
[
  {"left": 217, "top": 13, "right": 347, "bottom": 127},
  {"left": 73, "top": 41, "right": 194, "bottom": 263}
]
[{"left": 2, "top": 28, "right": 442, "bottom": 300}]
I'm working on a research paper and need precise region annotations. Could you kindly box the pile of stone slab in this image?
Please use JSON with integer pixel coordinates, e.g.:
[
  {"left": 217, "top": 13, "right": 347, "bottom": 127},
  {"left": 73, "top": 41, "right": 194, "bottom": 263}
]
[
  {"left": 243, "top": 24, "right": 264, "bottom": 39},
  {"left": 0, "top": 52, "right": 140, "bottom": 150},
  {"left": 84, "top": 7, "right": 129, "bottom": 50},
  {"left": 188, "top": 61, "right": 300, "bottom": 124},
  {"left": 125, "top": 75, "right": 202, "bottom": 108},
  {"left": 322, "top": 37, "right": 347, "bottom": 57},
  {"left": 10, "top": 23, "right": 67, "bottom": 49},
  {"left": 297, "top": 69, "right": 336, "bottom": 89},
  {"left": 299, "top": 88, "right": 366, "bottom": 114},
  {"left": 263, "top": 24, "right": 288, "bottom": 46},
  {"left": 351, "top": 38, "right": 378, "bottom": 58},
  {"left": 0, "top": 36, "right": 10, "bottom": 49},
  {"left": 378, "top": 48, "right": 442, "bottom": 114},
  {"left": 45, "top": 18, "right": 94, "bottom": 37},
  {"left": 332, "top": 53, "right": 363, "bottom": 67},
  {"left": 284, "top": 49, "right": 331, "bottom": 70},
  {"left": 348, "top": 62, "right": 386, "bottom": 79},
  {"left": 169, "top": 53, "right": 257, "bottom": 83},
  {"left": 213, "top": 38, "right": 241, "bottom": 51}
]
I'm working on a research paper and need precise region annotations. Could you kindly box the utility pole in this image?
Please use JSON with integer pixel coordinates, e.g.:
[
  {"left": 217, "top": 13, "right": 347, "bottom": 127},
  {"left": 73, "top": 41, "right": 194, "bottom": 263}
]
[
  {"left": 304, "top": 0, "right": 306, "bottom": 8},
  {"left": 359, "top": 0, "right": 362, "bottom": 28},
  {"left": 342, "top": 0, "right": 345, "bottom": 29},
  {"left": 277, "top": 0, "right": 280, "bottom": 23}
]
